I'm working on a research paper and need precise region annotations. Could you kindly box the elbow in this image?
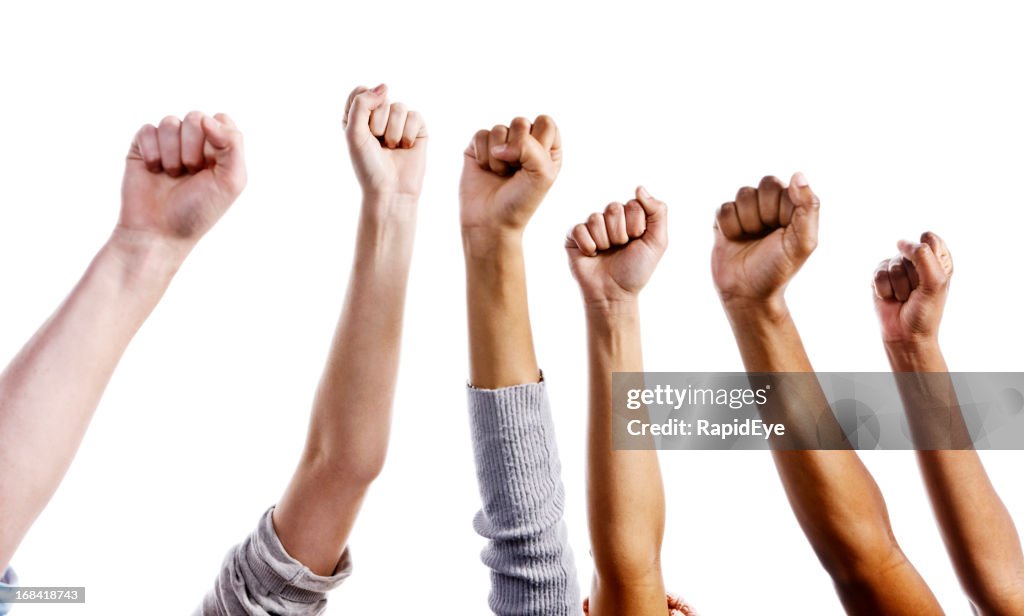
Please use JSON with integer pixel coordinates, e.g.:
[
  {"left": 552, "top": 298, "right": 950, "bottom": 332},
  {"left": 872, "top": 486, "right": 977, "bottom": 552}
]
[
  {"left": 811, "top": 523, "right": 906, "bottom": 588},
  {"left": 591, "top": 546, "right": 663, "bottom": 590},
  {"left": 959, "top": 570, "right": 1024, "bottom": 615},
  {"left": 299, "top": 443, "right": 388, "bottom": 489}
]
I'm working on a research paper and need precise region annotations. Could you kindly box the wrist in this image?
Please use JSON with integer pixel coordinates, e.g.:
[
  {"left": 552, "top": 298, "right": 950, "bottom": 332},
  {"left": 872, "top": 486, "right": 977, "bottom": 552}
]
[
  {"left": 583, "top": 297, "right": 641, "bottom": 323},
  {"left": 361, "top": 192, "right": 419, "bottom": 224},
  {"left": 721, "top": 294, "right": 790, "bottom": 325},
  {"left": 884, "top": 338, "right": 944, "bottom": 371},
  {"left": 105, "top": 226, "right": 188, "bottom": 287},
  {"left": 462, "top": 227, "right": 525, "bottom": 261}
]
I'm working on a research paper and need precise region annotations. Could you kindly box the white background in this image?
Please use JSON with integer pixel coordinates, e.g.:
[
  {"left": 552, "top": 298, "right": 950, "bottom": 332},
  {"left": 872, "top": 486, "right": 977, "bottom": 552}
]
[{"left": 2, "top": 1, "right": 1023, "bottom": 614}]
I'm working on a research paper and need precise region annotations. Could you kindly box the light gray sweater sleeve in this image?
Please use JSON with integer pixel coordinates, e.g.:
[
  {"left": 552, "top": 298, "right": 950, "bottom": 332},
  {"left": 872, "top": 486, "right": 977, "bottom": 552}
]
[
  {"left": 196, "top": 507, "right": 351, "bottom": 616},
  {"left": 468, "top": 381, "right": 582, "bottom": 616}
]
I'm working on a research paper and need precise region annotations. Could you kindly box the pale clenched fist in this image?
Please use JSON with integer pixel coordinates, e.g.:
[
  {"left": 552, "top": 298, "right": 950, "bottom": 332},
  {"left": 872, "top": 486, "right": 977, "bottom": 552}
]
[
  {"left": 566, "top": 187, "right": 668, "bottom": 306},
  {"left": 711, "top": 173, "right": 820, "bottom": 307},
  {"left": 120, "top": 112, "right": 246, "bottom": 244},
  {"left": 873, "top": 231, "right": 953, "bottom": 345},
  {"left": 344, "top": 84, "right": 427, "bottom": 204},
  {"left": 459, "top": 115, "right": 561, "bottom": 236}
]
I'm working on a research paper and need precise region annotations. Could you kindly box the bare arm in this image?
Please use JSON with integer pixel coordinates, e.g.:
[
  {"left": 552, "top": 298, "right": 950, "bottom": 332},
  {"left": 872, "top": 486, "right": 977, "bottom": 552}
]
[
  {"left": 566, "top": 189, "right": 669, "bottom": 615},
  {"left": 0, "top": 113, "right": 246, "bottom": 570},
  {"left": 272, "top": 85, "right": 426, "bottom": 576},
  {"left": 712, "top": 174, "right": 941, "bottom": 615},
  {"left": 874, "top": 232, "right": 1024, "bottom": 615}
]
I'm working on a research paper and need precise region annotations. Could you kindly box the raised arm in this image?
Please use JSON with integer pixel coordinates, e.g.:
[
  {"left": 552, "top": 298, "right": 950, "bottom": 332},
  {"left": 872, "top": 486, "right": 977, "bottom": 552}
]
[
  {"left": 0, "top": 113, "right": 246, "bottom": 569},
  {"left": 199, "top": 86, "right": 426, "bottom": 616},
  {"left": 272, "top": 84, "right": 426, "bottom": 574},
  {"left": 460, "top": 116, "right": 580, "bottom": 615},
  {"left": 565, "top": 188, "right": 670, "bottom": 615},
  {"left": 873, "top": 232, "right": 1024, "bottom": 615},
  {"left": 711, "top": 174, "right": 940, "bottom": 614}
]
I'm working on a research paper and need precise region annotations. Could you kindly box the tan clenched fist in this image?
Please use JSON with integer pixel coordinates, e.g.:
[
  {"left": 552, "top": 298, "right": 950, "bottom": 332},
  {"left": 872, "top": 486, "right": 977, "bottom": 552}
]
[
  {"left": 711, "top": 173, "right": 820, "bottom": 307},
  {"left": 344, "top": 84, "right": 427, "bottom": 204},
  {"left": 873, "top": 231, "right": 953, "bottom": 345},
  {"left": 566, "top": 187, "right": 668, "bottom": 306},
  {"left": 120, "top": 112, "right": 246, "bottom": 244},
  {"left": 459, "top": 115, "right": 561, "bottom": 235}
]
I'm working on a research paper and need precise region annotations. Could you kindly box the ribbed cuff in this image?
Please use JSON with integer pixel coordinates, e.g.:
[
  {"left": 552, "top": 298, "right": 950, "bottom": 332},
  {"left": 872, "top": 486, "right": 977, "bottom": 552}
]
[
  {"left": 251, "top": 507, "right": 352, "bottom": 599},
  {"left": 468, "top": 381, "right": 567, "bottom": 533},
  {"left": 197, "top": 507, "right": 352, "bottom": 616}
]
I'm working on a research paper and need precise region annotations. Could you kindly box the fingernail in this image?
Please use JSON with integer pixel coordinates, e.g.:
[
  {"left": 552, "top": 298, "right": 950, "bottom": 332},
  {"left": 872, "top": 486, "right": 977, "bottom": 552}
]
[
  {"left": 638, "top": 186, "right": 651, "bottom": 200},
  {"left": 373, "top": 83, "right": 387, "bottom": 94},
  {"left": 491, "top": 144, "right": 508, "bottom": 155},
  {"left": 793, "top": 171, "right": 809, "bottom": 188}
]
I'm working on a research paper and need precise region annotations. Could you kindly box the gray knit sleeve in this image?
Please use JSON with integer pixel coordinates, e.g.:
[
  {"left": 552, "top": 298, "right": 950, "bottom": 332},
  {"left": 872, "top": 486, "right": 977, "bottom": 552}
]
[
  {"left": 195, "top": 507, "right": 351, "bottom": 616},
  {"left": 467, "top": 381, "right": 582, "bottom": 615}
]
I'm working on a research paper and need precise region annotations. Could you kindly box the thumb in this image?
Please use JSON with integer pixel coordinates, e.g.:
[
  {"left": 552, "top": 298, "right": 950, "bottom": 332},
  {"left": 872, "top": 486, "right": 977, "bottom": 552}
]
[
  {"left": 346, "top": 84, "right": 388, "bottom": 141},
  {"left": 634, "top": 185, "right": 668, "bottom": 250},
  {"left": 202, "top": 114, "right": 246, "bottom": 192},
  {"left": 897, "top": 237, "right": 947, "bottom": 294},
  {"left": 784, "top": 171, "right": 819, "bottom": 257},
  {"left": 492, "top": 134, "right": 554, "bottom": 178}
]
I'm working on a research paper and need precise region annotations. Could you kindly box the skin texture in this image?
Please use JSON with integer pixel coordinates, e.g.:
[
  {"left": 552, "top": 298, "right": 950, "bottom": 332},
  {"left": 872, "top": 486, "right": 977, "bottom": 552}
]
[
  {"left": 0, "top": 112, "right": 246, "bottom": 570},
  {"left": 712, "top": 174, "right": 943, "bottom": 615},
  {"left": 460, "top": 114, "right": 560, "bottom": 389},
  {"left": 271, "top": 84, "right": 426, "bottom": 576},
  {"left": 874, "top": 233, "right": 1024, "bottom": 615},
  {"left": 566, "top": 188, "right": 671, "bottom": 616}
]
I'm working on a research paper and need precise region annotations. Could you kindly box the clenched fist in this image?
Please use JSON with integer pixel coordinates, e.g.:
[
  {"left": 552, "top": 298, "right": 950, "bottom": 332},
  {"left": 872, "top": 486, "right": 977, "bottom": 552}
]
[
  {"left": 566, "top": 187, "right": 668, "bottom": 306},
  {"left": 120, "top": 112, "right": 246, "bottom": 248},
  {"left": 460, "top": 115, "right": 561, "bottom": 237},
  {"left": 872, "top": 232, "right": 953, "bottom": 345},
  {"left": 712, "top": 173, "right": 820, "bottom": 307},
  {"left": 344, "top": 84, "right": 427, "bottom": 205}
]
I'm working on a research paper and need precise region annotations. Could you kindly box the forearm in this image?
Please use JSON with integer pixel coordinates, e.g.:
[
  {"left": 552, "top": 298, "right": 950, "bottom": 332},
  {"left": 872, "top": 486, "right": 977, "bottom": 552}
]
[
  {"left": 0, "top": 229, "right": 180, "bottom": 566},
  {"left": 462, "top": 229, "right": 578, "bottom": 614},
  {"left": 585, "top": 303, "right": 665, "bottom": 588},
  {"left": 306, "top": 199, "right": 417, "bottom": 467},
  {"left": 463, "top": 231, "right": 539, "bottom": 388},
  {"left": 274, "top": 196, "right": 416, "bottom": 576},
  {"left": 725, "top": 301, "right": 918, "bottom": 591},
  {"left": 888, "top": 341, "right": 1024, "bottom": 613}
]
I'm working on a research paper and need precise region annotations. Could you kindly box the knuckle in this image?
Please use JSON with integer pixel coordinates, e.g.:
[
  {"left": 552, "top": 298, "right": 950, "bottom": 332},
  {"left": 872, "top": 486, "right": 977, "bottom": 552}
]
[
  {"left": 159, "top": 115, "right": 180, "bottom": 129},
  {"left": 534, "top": 114, "right": 555, "bottom": 127},
  {"left": 587, "top": 212, "right": 604, "bottom": 226},
  {"left": 389, "top": 102, "right": 407, "bottom": 115},
  {"left": 352, "top": 94, "right": 371, "bottom": 110}
]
